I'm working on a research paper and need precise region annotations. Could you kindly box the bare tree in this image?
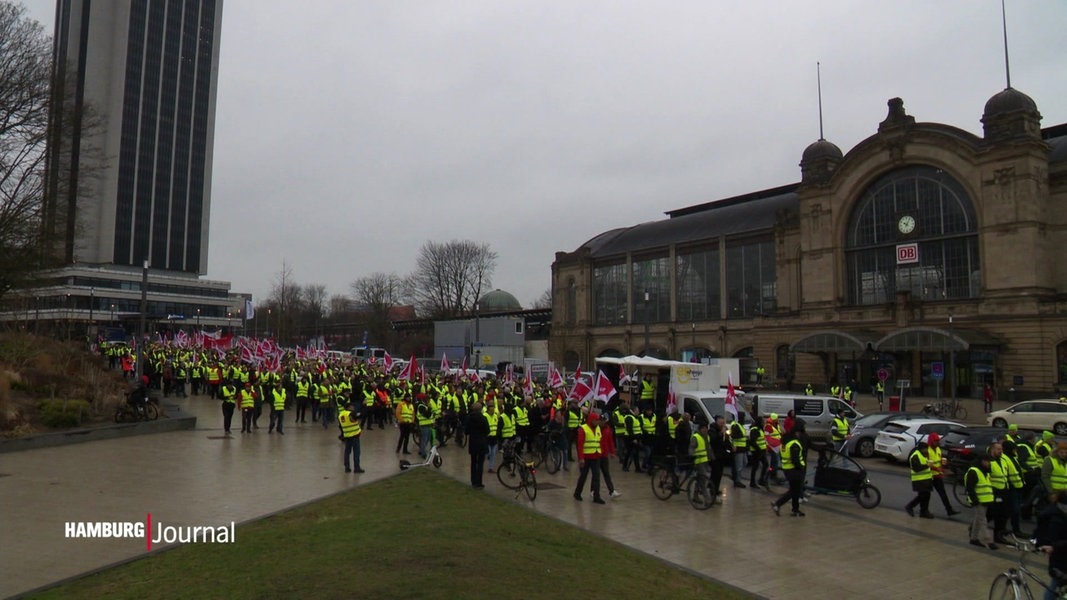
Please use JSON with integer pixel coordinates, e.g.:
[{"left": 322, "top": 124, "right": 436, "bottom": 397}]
[
  {"left": 268, "top": 261, "right": 302, "bottom": 344},
  {"left": 532, "top": 287, "right": 552, "bottom": 309},
  {"left": 406, "top": 240, "right": 497, "bottom": 318},
  {"left": 351, "top": 272, "right": 402, "bottom": 348},
  {"left": 303, "top": 283, "right": 327, "bottom": 338},
  {"left": 327, "top": 293, "right": 351, "bottom": 318},
  {"left": 0, "top": 3, "right": 53, "bottom": 299}
]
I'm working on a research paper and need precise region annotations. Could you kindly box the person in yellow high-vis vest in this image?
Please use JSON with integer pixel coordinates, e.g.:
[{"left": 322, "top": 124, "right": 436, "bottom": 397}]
[
  {"left": 268, "top": 381, "right": 287, "bottom": 435},
  {"left": 573, "top": 411, "right": 605, "bottom": 504},
  {"left": 904, "top": 441, "right": 934, "bottom": 518},
  {"left": 338, "top": 401, "right": 364, "bottom": 473},
  {"left": 772, "top": 420, "right": 807, "bottom": 517},
  {"left": 966, "top": 453, "right": 997, "bottom": 549}
]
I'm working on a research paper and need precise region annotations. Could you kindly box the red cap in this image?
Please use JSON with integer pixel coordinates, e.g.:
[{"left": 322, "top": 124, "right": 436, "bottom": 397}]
[
  {"left": 927, "top": 432, "right": 940, "bottom": 444},
  {"left": 141, "top": 375, "right": 150, "bottom": 384}
]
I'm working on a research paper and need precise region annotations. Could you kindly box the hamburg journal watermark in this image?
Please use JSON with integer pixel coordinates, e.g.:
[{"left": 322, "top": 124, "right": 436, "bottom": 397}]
[{"left": 64, "top": 514, "right": 235, "bottom": 551}]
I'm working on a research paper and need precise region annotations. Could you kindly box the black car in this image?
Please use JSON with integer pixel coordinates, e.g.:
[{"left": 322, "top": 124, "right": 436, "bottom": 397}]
[
  {"left": 941, "top": 426, "right": 1008, "bottom": 474},
  {"left": 844, "top": 411, "right": 926, "bottom": 458}
]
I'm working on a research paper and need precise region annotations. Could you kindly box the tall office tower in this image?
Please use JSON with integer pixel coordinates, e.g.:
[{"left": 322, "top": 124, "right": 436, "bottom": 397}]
[{"left": 44, "top": 0, "right": 223, "bottom": 274}]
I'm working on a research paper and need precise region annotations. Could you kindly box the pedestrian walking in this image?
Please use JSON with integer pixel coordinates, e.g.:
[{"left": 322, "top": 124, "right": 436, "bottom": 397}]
[
  {"left": 598, "top": 413, "right": 621, "bottom": 499},
  {"left": 338, "top": 401, "right": 364, "bottom": 473},
  {"left": 748, "top": 416, "right": 769, "bottom": 489},
  {"left": 772, "top": 420, "right": 807, "bottom": 517},
  {"left": 966, "top": 453, "right": 998, "bottom": 549},
  {"left": 466, "top": 402, "right": 489, "bottom": 488},
  {"left": 904, "top": 441, "right": 934, "bottom": 518},
  {"left": 927, "top": 432, "right": 960, "bottom": 517},
  {"left": 574, "top": 412, "right": 605, "bottom": 504}
]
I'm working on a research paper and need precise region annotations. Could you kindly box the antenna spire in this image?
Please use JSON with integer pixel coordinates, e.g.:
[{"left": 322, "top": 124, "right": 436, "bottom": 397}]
[
  {"left": 817, "top": 62, "right": 825, "bottom": 140},
  {"left": 1001, "top": 0, "right": 1011, "bottom": 88}
]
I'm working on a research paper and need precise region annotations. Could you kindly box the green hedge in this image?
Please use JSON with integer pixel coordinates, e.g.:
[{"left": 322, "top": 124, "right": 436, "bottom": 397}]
[{"left": 38, "top": 399, "right": 92, "bottom": 428}]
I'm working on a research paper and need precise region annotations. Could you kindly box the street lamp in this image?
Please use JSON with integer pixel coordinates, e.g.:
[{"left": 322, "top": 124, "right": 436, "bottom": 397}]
[
  {"left": 88, "top": 287, "right": 94, "bottom": 338},
  {"left": 111, "top": 304, "right": 116, "bottom": 326},
  {"left": 691, "top": 322, "right": 696, "bottom": 361},
  {"left": 227, "top": 311, "right": 232, "bottom": 334},
  {"left": 643, "top": 289, "right": 650, "bottom": 356},
  {"left": 196, "top": 308, "right": 201, "bottom": 330}
]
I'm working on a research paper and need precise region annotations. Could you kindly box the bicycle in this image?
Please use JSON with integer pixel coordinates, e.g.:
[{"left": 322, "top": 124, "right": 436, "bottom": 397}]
[
  {"left": 648, "top": 456, "right": 716, "bottom": 510},
  {"left": 496, "top": 439, "right": 538, "bottom": 500},
  {"left": 988, "top": 537, "right": 1067, "bottom": 600},
  {"left": 923, "top": 399, "right": 968, "bottom": 421},
  {"left": 529, "top": 427, "right": 564, "bottom": 474},
  {"left": 114, "top": 400, "right": 159, "bottom": 423},
  {"left": 438, "top": 412, "right": 466, "bottom": 448}
]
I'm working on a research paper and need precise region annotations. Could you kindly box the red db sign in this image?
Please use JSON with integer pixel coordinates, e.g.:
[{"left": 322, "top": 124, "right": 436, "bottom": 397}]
[{"left": 896, "top": 243, "right": 919, "bottom": 264}]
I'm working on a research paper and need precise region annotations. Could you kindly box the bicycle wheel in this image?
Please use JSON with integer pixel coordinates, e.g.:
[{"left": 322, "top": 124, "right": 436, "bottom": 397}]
[
  {"left": 432, "top": 454, "right": 443, "bottom": 468},
  {"left": 522, "top": 467, "right": 538, "bottom": 501},
  {"left": 650, "top": 467, "right": 678, "bottom": 500},
  {"left": 546, "top": 447, "right": 562, "bottom": 474},
  {"left": 497, "top": 460, "right": 521, "bottom": 490},
  {"left": 144, "top": 403, "right": 159, "bottom": 421},
  {"left": 114, "top": 407, "right": 126, "bottom": 423},
  {"left": 856, "top": 483, "right": 881, "bottom": 509},
  {"left": 953, "top": 480, "right": 974, "bottom": 508},
  {"left": 686, "top": 477, "right": 714, "bottom": 510},
  {"left": 954, "top": 405, "right": 968, "bottom": 421},
  {"left": 988, "top": 572, "right": 1029, "bottom": 600}
]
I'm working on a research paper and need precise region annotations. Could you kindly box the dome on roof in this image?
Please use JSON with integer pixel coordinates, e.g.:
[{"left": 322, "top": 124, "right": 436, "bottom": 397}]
[
  {"left": 983, "top": 87, "right": 1038, "bottom": 119},
  {"left": 478, "top": 289, "right": 521, "bottom": 313},
  {"left": 801, "top": 139, "right": 843, "bottom": 163}
]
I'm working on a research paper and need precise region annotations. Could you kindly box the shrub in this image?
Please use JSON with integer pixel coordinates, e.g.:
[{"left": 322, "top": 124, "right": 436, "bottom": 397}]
[{"left": 38, "top": 399, "right": 92, "bottom": 429}]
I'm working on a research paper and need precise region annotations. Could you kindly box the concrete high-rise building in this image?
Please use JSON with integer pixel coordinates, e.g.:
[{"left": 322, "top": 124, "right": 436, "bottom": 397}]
[
  {"left": 44, "top": 0, "right": 223, "bottom": 273},
  {"left": 2, "top": 1, "right": 243, "bottom": 337}
]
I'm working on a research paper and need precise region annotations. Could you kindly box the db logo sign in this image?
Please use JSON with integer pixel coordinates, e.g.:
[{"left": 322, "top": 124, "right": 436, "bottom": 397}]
[{"left": 896, "top": 243, "right": 919, "bottom": 264}]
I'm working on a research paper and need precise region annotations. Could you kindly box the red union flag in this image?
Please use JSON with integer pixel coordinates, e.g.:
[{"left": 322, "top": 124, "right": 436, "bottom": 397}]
[
  {"left": 592, "top": 369, "right": 617, "bottom": 404},
  {"left": 725, "top": 375, "right": 739, "bottom": 421},
  {"left": 896, "top": 243, "right": 919, "bottom": 264}
]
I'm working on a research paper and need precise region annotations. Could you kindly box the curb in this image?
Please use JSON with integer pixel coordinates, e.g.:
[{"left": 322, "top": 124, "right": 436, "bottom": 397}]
[{"left": 0, "top": 403, "right": 197, "bottom": 454}]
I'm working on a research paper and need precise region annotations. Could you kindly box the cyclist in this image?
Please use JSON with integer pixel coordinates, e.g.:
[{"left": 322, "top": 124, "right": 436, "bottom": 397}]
[
  {"left": 1035, "top": 493, "right": 1067, "bottom": 600},
  {"left": 127, "top": 375, "right": 151, "bottom": 417}
]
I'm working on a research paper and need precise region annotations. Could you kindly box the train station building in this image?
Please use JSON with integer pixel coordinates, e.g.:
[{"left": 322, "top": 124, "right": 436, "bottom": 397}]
[{"left": 550, "top": 89, "right": 1067, "bottom": 401}]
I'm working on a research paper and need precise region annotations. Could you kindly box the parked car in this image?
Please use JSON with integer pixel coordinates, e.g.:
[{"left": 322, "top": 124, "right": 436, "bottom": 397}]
[
  {"left": 940, "top": 426, "right": 1009, "bottom": 474},
  {"left": 843, "top": 412, "right": 927, "bottom": 458},
  {"left": 874, "top": 418, "right": 965, "bottom": 462},
  {"left": 987, "top": 400, "right": 1067, "bottom": 435}
]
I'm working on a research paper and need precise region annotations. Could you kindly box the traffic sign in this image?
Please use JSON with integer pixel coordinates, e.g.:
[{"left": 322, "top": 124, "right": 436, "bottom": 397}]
[
  {"left": 877, "top": 368, "right": 889, "bottom": 382},
  {"left": 897, "top": 379, "right": 911, "bottom": 388},
  {"left": 931, "top": 362, "right": 944, "bottom": 380}
]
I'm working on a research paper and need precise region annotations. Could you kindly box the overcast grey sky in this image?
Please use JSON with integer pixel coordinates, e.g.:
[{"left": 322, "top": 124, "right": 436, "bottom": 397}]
[{"left": 21, "top": 1, "right": 1067, "bottom": 310}]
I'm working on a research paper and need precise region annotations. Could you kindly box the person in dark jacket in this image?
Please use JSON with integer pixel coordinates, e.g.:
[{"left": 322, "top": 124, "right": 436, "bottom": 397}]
[
  {"left": 466, "top": 402, "right": 490, "bottom": 489},
  {"left": 1035, "top": 495, "right": 1067, "bottom": 600}
]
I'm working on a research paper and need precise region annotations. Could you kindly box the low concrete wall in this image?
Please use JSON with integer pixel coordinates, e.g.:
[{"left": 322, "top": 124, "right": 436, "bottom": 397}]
[{"left": 0, "top": 402, "right": 197, "bottom": 454}]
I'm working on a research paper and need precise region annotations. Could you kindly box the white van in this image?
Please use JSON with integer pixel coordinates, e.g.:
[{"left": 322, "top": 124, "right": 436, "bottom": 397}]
[
  {"left": 749, "top": 393, "right": 861, "bottom": 445},
  {"left": 679, "top": 390, "right": 747, "bottom": 426},
  {"left": 353, "top": 347, "right": 388, "bottom": 363}
]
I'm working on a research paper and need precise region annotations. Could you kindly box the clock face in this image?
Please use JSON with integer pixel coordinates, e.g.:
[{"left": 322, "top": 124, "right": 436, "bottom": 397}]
[{"left": 898, "top": 215, "right": 916, "bottom": 234}]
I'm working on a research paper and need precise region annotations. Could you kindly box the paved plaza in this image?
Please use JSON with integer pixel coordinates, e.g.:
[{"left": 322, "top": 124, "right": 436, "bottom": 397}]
[{"left": 0, "top": 394, "right": 1025, "bottom": 599}]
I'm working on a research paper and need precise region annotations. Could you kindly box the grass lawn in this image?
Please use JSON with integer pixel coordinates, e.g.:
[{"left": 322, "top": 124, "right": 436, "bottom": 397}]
[{"left": 29, "top": 470, "right": 750, "bottom": 600}]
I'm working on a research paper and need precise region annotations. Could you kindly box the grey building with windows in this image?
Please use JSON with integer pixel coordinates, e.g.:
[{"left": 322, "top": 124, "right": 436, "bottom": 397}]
[{"left": 551, "top": 91, "right": 1067, "bottom": 400}]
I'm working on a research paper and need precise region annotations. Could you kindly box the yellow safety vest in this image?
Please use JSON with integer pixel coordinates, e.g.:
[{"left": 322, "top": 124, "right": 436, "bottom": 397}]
[
  {"left": 832, "top": 417, "right": 849, "bottom": 442},
  {"left": 398, "top": 402, "right": 414, "bottom": 424},
  {"left": 500, "top": 412, "right": 516, "bottom": 439},
  {"left": 731, "top": 423, "right": 747, "bottom": 450},
  {"left": 691, "top": 433, "right": 708, "bottom": 465},
  {"left": 640, "top": 380, "right": 655, "bottom": 401},
  {"left": 909, "top": 448, "right": 932, "bottom": 482},
  {"left": 667, "top": 416, "right": 680, "bottom": 439},
  {"left": 614, "top": 410, "right": 629, "bottom": 437},
  {"left": 989, "top": 457, "right": 1010, "bottom": 490},
  {"left": 220, "top": 385, "right": 236, "bottom": 404},
  {"left": 580, "top": 424, "right": 602, "bottom": 456},
  {"left": 1049, "top": 456, "right": 1067, "bottom": 492},
  {"left": 567, "top": 409, "right": 582, "bottom": 430},
  {"left": 338, "top": 409, "right": 361, "bottom": 438},
  {"left": 641, "top": 415, "right": 656, "bottom": 435},
  {"left": 781, "top": 439, "right": 805, "bottom": 471},
  {"left": 239, "top": 389, "right": 254, "bottom": 409},
  {"left": 1018, "top": 442, "right": 1040, "bottom": 470},
  {"left": 927, "top": 446, "right": 945, "bottom": 478},
  {"left": 967, "top": 467, "right": 994, "bottom": 504},
  {"left": 272, "top": 388, "right": 286, "bottom": 411}
]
